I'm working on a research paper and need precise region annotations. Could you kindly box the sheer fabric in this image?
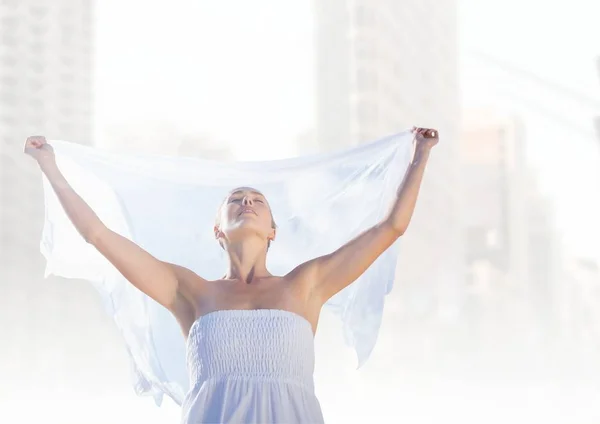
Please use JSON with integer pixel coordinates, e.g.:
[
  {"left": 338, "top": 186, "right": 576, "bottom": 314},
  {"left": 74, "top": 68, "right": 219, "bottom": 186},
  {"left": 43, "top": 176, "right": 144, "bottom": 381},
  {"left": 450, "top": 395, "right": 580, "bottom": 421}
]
[{"left": 40, "top": 131, "right": 414, "bottom": 405}]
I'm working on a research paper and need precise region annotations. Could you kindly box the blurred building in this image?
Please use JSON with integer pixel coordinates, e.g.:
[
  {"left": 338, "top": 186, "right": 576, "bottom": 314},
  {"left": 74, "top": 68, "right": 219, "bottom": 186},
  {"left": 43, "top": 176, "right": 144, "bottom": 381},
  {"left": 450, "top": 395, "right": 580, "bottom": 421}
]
[
  {"left": 459, "top": 110, "right": 562, "bottom": 354},
  {"left": 313, "top": 0, "right": 459, "bottom": 149},
  {"left": 554, "top": 256, "right": 600, "bottom": 379},
  {"left": 524, "top": 175, "right": 563, "bottom": 342},
  {"left": 459, "top": 111, "right": 530, "bottom": 357},
  {"left": 0, "top": 0, "right": 94, "bottom": 385},
  {"left": 460, "top": 111, "right": 529, "bottom": 291},
  {"left": 0, "top": 0, "right": 94, "bottom": 270},
  {"left": 559, "top": 257, "right": 600, "bottom": 351},
  {"left": 310, "top": 0, "right": 463, "bottom": 361}
]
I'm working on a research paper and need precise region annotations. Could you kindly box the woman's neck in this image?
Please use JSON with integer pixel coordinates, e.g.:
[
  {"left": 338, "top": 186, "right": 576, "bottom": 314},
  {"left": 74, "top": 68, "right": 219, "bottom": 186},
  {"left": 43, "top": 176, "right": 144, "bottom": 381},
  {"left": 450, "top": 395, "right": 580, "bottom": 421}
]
[{"left": 224, "top": 239, "right": 271, "bottom": 283}]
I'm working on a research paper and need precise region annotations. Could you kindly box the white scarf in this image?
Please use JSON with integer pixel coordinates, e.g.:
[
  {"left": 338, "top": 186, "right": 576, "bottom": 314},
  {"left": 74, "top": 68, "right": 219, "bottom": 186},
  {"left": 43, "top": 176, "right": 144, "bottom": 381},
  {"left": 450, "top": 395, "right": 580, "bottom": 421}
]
[{"left": 40, "top": 130, "right": 414, "bottom": 405}]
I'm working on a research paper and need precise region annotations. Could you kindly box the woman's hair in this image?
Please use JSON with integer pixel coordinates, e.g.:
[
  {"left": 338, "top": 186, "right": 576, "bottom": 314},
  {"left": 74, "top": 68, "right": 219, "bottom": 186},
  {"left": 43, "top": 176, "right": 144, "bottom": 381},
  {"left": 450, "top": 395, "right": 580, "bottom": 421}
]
[{"left": 214, "top": 192, "right": 277, "bottom": 250}]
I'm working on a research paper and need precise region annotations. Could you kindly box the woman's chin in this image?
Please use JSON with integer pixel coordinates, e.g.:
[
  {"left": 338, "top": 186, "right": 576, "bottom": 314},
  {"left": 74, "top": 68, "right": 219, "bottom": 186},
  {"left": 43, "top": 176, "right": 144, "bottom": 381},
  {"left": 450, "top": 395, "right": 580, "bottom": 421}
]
[{"left": 228, "top": 223, "right": 265, "bottom": 239}]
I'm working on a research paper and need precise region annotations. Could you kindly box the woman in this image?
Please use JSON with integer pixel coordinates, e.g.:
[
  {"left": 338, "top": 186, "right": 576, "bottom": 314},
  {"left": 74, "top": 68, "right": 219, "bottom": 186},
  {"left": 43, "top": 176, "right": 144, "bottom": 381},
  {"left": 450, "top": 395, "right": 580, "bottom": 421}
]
[{"left": 24, "top": 127, "right": 438, "bottom": 423}]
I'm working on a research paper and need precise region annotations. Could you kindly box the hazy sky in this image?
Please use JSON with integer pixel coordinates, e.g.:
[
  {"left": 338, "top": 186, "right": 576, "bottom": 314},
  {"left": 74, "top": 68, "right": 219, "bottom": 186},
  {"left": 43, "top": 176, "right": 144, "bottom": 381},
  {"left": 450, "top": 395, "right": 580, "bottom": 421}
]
[{"left": 94, "top": 0, "right": 315, "bottom": 159}]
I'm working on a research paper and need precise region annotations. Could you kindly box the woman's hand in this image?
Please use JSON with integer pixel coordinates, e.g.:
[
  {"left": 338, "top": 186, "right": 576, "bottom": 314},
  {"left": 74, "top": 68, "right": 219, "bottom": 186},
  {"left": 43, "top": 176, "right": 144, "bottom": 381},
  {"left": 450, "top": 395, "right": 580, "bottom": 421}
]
[
  {"left": 24, "top": 135, "right": 55, "bottom": 166},
  {"left": 411, "top": 126, "right": 439, "bottom": 150}
]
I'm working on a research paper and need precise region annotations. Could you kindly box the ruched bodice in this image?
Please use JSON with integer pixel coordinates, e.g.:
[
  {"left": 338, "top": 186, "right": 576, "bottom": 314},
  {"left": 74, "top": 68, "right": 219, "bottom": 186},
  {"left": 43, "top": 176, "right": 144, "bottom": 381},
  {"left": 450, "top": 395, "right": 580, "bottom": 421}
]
[{"left": 181, "top": 309, "right": 324, "bottom": 423}]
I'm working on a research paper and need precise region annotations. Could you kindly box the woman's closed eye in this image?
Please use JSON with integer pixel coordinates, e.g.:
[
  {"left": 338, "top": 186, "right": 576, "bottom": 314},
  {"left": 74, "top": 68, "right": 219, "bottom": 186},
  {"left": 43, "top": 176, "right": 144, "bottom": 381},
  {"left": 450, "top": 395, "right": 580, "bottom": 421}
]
[{"left": 229, "top": 197, "right": 263, "bottom": 204}]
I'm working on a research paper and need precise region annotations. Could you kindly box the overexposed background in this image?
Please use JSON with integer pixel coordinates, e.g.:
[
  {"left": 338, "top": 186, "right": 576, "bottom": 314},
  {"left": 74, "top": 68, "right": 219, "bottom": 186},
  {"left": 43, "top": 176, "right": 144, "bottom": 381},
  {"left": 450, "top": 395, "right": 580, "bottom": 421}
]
[{"left": 1, "top": 0, "right": 599, "bottom": 422}]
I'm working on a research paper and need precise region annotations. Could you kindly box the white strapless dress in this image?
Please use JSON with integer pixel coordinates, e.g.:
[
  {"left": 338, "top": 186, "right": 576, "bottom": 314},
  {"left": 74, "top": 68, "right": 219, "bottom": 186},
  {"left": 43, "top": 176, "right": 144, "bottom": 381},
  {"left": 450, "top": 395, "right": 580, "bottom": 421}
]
[{"left": 181, "top": 309, "right": 325, "bottom": 424}]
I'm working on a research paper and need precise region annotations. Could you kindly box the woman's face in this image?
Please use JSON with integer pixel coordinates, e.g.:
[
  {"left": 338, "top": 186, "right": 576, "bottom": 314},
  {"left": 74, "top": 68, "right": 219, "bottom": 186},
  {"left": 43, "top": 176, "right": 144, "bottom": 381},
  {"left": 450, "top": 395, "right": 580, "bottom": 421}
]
[{"left": 215, "top": 187, "right": 276, "bottom": 246}]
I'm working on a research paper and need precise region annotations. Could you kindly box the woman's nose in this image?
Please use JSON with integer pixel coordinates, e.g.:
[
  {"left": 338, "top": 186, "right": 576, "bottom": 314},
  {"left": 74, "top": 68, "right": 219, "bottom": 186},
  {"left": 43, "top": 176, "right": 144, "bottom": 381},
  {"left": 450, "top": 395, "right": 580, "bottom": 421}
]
[{"left": 243, "top": 196, "right": 253, "bottom": 205}]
